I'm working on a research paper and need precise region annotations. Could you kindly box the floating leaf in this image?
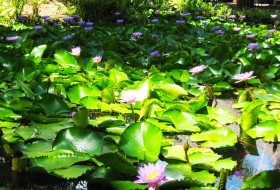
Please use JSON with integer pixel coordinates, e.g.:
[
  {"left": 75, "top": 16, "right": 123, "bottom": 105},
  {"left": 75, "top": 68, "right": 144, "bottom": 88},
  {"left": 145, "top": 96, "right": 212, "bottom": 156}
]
[
  {"left": 54, "top": 49, "right": 78, "bottom": 68},
  {"left": 109, "top": 68, "right": 128, "bottom": 85},
  {"left": 68, "top": 85, "right": 101, "bottom": 104},
  {"left": 241, "top": 170, "right": 280, "bottom": 189},
  {"left": 246, "top": 120, "right": 280, "bottom": 142},
  {"left": 160, "top": 109, "right": 200, "bottom": 132},
  {"left": 35, "top": 93, "right": 70, "bottom": 117},
  {"left": 119, "top": 122, "right": 162, "bottom": 162},
  {"left": 29, "top": 152, "right": 91, "bottom": 171},
  {"left": 155, "top": 84, "right": 188, "bottom": 100},
  {"left": 162, "top": 145, "right": 186, "bottom": 161},
  {"left": 190, "top": 128, "right": 237, "bottom": 148},
  {"left": 73, "top": 109, "right": 89, "bottom": 127},
  {"left": 51, "top": 165, "right": 94, "bottom": 179},
  {"left": 241, "top": 100, "right": 264, "bottom": 130},
  {"left": 207, "top": 106, "right": 236, "bottom": 125},
  {"left": 15, "top": 140, "right": 53, "bottom": 158},
  {"left": 96, "top": 152, "right": 137, "bottom": 175},
  {"left": 53, "top": 127, "right": 104, "bottom": 156}
]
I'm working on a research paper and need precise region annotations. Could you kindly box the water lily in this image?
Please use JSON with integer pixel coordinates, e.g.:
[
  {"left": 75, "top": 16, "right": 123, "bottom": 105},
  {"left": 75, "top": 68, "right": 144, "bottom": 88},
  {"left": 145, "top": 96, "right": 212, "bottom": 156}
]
[
  {"left": 229, "top": 15, "right": 236, "bottom": 19},
  {"left": 86, "top": 22, "right": 94, "bottom": 27},
  {"left": 233, "top": 71, "right": 256, "bottom": 101},
  {"left": 234, "top": 170, "right": 243, "bottom": 177},
  {"left": 116, "top": 19, "right": 124, "bottom": 24},
  {"left": 92, "top": 55, "right": 102, "bottom": 64},
  {"left": 18, "top": 15, "right": 26, "bottom": 20},
  {"left": 150, "top": 50, "right": 159, "bottom": 57},
  {"left": 54, "top": 22, "right": 60, "bottom": 27},
  {"left": 34, "top": 25, "right": 44, "bottom": 30},
  {"left": 151, "top": 19, "right": 159, "bottom": 23},
  {"left": 6, "top": 36, "right": 19, "bottom": 41},
  {"left": 70, "top": 46, "right": 81, "bottom": 56},
  {"left": 246, "top": 34, "right": 256, "bottom": 39},
  {"left": 78, "top": 21, "right": 85, "bottom": 25},
  {"left": 132, "top": 32, "right": 142, "bottom": 37},
  {"left": 247, "top": 43, "right": 259, "bottom": 51},
  {"left": 119, "top": 90, "right": 137, "bottom": 104},
  {"left": 212, "top": 25, "right": 220, "bottom": 30},
  {"left": 63, "top": 17, "right": 74, "bottom": 22},
  {"left": 264, "top": 33, "right": 271, "bottom": 39},
  {"left": 215, "top": 30, "right": 224, "bottom": 35},
  {"left": 84, "top": 27, "right": 93, "bottom": 31},
  {"left": 71, "top": 14, "right": 79, "bottom": 19},
  {"left": 151, "top": 34, "right": 158, "bottom": 39},
  {"left": 176, "top": 20, "right": 185, "bottom": 24},
  {"left": 201, "top": 21, "right": 208, "bottom": 25},
  {"left": 233, "top": 71, "right": 256, "bottom": 83},
  {"left": 134, "top": 160, "right": 168, "bottom": 190},
  {"left": 189, "top": 65, "right": 206, "bottom": 75},
  {"left": 268, "top": 29, "right": 276, "bottom": 33},
  {"left": 240, "top": 15, "right": 246, "bottom": 19},
  {"left": 180, "top": 13, "right": 190, "bottom": 17},
  {"left": 233, "top": 27, "right": 241, "bottom": 32},
  {"left": 63, "top": 35, "right": 72, "bottom": 40}
]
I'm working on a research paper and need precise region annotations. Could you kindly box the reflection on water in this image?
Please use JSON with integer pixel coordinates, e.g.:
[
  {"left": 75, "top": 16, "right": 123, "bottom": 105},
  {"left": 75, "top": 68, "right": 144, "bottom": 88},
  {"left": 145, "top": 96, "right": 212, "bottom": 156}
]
[{"left": 227, "top": 139, "right": 280, "bottom": 189}]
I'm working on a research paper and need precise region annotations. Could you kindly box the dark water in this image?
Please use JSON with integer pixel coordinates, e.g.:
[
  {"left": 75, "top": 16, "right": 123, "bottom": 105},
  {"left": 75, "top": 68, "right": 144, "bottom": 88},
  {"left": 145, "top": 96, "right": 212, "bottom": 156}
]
[{"left": 1, "top": 139, "right": 279, "bottom": 190}]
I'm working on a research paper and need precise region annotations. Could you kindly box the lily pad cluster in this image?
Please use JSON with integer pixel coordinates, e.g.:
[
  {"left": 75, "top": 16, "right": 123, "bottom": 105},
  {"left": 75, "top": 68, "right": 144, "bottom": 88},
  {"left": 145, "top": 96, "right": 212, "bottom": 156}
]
[{"left": 0, "top": 2, "right": 280, "bottom": 189}]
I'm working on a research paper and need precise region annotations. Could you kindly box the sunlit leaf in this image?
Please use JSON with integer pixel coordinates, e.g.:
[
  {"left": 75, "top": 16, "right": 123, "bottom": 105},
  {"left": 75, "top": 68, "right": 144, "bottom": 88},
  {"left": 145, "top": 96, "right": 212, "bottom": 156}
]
[
  {"left": 68, "top": 85, "right": 101, "bottom": 104},
  {"left": 119, "top": 122, "right": 162, "bottom": 162},
  {"left": 160, "top": 109, "right": 200, "bottom": 132},
  {"left": 190, "top": 128, "right": 238, "bottom": 148},
  {"left": 241, "top": 100, "right": 264, "bottom": 130},
  {"left": 246, "top": 120, "right": 280, "bottom": 142}
]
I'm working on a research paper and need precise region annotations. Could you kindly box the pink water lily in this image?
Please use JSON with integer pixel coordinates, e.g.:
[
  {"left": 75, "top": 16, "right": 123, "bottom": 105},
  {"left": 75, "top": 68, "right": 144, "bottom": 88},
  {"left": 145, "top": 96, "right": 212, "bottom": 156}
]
[
  {"left": 6, "top": 36, "right": 19, "bottom": 41},
  {"left": 134, "top": 160, "right": 168, "bottom": 190},
  {"left": 189, "top": 65, "right": 206, "bottom": 75},
  {"left": 92, "top": 55, "right": 102, "bottom": 64},
  {"left": 69, "top": 46, "right": 81, "bottom": 56},
  {"left": 233, "top": 71, "right": 256, "bottom": 83},
  {"left": 119, "top": 90, "right": 137, "bottom": 104}
]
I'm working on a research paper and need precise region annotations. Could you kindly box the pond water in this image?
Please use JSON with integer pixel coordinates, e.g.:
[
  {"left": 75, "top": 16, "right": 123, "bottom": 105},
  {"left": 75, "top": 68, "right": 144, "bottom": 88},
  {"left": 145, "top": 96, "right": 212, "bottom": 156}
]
[
  {"left": 1, "top": 99, "right": 280, "bottom": 189},
  {"left": 1, "top": 139, "right": 279, "bottom": 189}
]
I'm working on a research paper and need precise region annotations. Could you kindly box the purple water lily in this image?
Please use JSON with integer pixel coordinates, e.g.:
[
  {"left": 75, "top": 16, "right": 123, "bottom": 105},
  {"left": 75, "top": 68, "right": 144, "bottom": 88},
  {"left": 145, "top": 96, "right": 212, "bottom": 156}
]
[
  {"left": 247, "top": 43, "right": 259, "bottom": 51},
  {"left": 150, "top": 50, "right": 159, "bottom": 57},
  {"left": 134, "top": 160, "right": 168, "bottom": 190}
]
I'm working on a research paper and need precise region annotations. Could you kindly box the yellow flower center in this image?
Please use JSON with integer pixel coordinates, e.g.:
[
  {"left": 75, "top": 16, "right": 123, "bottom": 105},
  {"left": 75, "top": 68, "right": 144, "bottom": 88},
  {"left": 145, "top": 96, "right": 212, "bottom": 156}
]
[{"left": 146, "top": 172, "right": 159, "bottom": 180}]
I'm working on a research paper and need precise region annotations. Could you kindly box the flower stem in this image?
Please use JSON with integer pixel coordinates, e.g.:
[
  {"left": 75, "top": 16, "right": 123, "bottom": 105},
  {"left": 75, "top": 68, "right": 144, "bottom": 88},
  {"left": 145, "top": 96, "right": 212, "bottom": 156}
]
[
  {"left": 244, "top": 81, "right": 254, "bottom": 101},
  {"left": 198, "top": 75, "right": 217, "bottom": 107},
  {"left": 130, "top": 104, "right": 136, "bottom": 122},
  {"left": 205, "top": 83, "right": 218, "bottom": 107}
]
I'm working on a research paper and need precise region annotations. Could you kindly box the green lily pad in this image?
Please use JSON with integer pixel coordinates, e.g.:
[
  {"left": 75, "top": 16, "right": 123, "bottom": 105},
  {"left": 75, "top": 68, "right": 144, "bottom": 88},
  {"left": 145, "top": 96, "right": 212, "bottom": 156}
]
[
  {"left": 119, "top": 122, "right": 162, "bottom": 162},
  {"left": 190, "top": 128, "right": 238, "bottom": 148},
  {"left": 246, "top": 120, "right": 280, "bottom": 142},
  {"left": 53, "top": 127, "right": 104, "bottom": 156}
]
